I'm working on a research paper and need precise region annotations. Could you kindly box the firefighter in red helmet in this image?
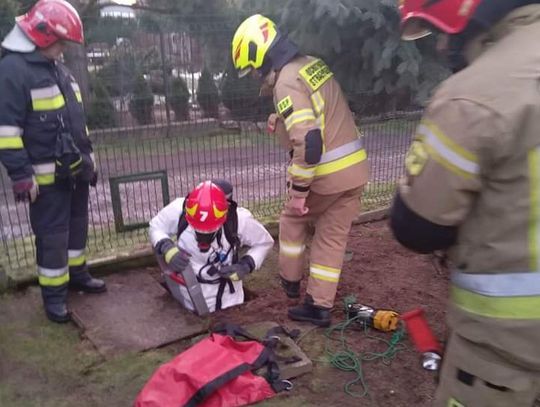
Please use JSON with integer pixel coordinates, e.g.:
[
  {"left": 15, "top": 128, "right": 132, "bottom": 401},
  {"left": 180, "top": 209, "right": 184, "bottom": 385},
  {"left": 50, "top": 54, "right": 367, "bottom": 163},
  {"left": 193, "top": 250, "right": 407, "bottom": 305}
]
[
  {"left": 0, "top": 0, "right": 104, "bottom": 323},
  {"left": 16, "top": 0, "right": 85, "bottom": 48},
  {"left": 149, "top": 180, "right": 274, "bottom": 312},
  {"left": 390, "top": 0, "right": 540, "bottom": 405}
]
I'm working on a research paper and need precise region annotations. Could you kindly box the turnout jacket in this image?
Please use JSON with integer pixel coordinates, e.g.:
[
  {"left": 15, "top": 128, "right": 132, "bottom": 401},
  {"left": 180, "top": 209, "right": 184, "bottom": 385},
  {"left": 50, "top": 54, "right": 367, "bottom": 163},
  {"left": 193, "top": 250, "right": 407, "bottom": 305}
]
[{"left": 0, "top": 50, "right": 94, "bottom": 185}]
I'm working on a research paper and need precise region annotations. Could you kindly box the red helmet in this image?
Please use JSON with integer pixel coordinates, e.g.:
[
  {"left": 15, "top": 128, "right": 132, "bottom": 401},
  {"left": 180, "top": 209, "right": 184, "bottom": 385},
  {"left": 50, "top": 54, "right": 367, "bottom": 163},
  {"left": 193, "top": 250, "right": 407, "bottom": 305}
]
[
  {"left": 400, "top": 0, "right": 482, "bottom": 40},
  {"left": 16, "top": 0, "right": 84, "bottom": 48},
  {"left": 185, "top": 181, "right": 228, "bottom": 233}
]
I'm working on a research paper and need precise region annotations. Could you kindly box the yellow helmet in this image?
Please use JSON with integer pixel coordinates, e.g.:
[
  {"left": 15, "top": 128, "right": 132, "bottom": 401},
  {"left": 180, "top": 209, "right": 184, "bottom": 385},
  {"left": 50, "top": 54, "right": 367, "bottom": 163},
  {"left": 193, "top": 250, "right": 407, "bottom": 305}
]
[{"left": 231, "top": 14, "right": 278, "bottom": 78}]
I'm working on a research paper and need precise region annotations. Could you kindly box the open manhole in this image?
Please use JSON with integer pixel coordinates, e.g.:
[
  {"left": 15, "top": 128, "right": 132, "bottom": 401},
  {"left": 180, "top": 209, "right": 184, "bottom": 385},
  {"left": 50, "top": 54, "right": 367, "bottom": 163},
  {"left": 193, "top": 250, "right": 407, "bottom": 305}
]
[
  {"left": 149, "top": 267, "right": 258, "bottom": 312},
  {"left": 243, "top": 286, "right": 259, "bottom": 302}
]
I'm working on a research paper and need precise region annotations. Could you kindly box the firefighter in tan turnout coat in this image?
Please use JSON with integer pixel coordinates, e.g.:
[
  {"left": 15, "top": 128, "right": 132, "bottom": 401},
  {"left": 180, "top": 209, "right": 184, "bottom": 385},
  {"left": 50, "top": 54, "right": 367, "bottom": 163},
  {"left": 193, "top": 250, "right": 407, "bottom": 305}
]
[
  {"left": 232, "top": 15, "right": 369, "bottom": 326},
  {"left": 391, "top": 0, "right": 540, "bottom": 405}
]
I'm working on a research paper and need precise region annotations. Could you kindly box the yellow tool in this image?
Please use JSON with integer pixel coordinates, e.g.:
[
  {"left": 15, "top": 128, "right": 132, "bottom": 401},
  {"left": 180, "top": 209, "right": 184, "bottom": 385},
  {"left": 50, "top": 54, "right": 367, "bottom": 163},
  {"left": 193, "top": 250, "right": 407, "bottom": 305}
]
[{"left": 346, "top": 302, "right": 400, "bottom": 332}]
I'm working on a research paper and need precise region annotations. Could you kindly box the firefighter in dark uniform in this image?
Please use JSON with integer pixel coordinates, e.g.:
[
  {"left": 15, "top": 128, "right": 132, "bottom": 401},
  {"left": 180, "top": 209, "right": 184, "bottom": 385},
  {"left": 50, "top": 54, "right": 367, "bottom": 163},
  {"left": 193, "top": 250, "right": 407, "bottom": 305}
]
[
  {"left": 0, "top": 0, "right": 106, "bottom": 323},
  {"left": 391, "top": 0, "right": 540, "bottom": 405}
]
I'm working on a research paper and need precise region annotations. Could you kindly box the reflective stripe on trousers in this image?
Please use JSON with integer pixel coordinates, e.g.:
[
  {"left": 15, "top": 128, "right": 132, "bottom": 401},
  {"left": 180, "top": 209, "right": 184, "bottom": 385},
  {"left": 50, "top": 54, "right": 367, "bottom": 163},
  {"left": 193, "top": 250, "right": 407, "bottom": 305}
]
[
  {"left": 68, "top": 249, "right": 86, "bottom": 267},
  {"left": 450, "top": 270, "right": 540, "bottom": 319},
  {"left": 38, "top": 265, "right": 69, "bottom": 286},
  {"left": 279, "top": 240, "right": 305, "bottom": 258}
]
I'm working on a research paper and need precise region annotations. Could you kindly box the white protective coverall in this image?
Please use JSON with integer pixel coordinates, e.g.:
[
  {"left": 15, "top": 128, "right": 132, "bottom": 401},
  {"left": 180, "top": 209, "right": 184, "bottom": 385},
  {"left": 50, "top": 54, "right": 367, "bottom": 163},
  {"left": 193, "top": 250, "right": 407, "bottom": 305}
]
[{"left": 149, "top": 198, "right": 274, "bottom": 312}]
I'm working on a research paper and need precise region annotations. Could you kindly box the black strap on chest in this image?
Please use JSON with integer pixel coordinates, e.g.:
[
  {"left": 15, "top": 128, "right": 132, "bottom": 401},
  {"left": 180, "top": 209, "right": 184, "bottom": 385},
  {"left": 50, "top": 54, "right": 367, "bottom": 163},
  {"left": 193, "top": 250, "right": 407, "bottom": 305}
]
[{"left": 176, "top": 196, "right": 240, "bottom": 311}]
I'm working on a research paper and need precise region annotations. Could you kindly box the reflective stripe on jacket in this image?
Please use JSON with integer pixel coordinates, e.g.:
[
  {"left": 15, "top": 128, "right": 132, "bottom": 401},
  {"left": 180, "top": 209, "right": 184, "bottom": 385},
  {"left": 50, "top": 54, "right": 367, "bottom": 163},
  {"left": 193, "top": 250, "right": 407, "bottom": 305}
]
[
  {"left": 0, "top": 50, "right": 93, "bottom": 183},
  {"left": 273, "top": 55, "right": 369, "bottom": 197}
]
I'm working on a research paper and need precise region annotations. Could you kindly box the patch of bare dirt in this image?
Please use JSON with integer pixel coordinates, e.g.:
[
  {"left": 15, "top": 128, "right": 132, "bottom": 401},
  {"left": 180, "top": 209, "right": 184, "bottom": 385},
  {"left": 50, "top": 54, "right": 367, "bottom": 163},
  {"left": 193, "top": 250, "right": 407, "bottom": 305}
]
[{"left": 213, "top": 221, "right": 449, "bottom": 406}]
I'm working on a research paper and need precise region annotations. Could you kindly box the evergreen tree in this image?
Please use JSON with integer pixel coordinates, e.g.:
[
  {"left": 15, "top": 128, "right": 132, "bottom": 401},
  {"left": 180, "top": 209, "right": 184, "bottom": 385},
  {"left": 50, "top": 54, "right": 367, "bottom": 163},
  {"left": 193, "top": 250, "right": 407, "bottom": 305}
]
[
  {"left": 0, "top": 0, "right": 18, "bottom": 41},
  {"left": 129, "top": 74, "right": 154, "bottom": 125},
  {"left": 279, "top": 0, "right": 449, "bottom": 112},
  {"left": 170, "top": 76, "right": 190, "bottom": 121},
  {"left": 221, "top": 66, "right": 273, "bottom": 122},
  {"left": 87, "top": 78, "right": 116, "bottom": 129},
  {"left": 197, "top": 68, "right": 219, "bottom": 119}
]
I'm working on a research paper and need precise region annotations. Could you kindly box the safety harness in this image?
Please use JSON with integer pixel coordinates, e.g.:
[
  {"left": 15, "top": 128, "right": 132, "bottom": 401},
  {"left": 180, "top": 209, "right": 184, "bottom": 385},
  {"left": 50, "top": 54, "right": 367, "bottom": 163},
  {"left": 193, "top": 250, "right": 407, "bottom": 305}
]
[{"left": 135, "top": 323, "right": 298, "bottom": 407}]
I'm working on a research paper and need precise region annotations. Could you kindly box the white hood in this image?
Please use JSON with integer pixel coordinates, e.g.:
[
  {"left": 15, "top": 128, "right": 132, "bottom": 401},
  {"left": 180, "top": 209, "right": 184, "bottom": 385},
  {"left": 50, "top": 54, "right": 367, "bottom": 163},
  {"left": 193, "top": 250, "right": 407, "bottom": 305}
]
[{"left": 1, "top": 24, "right": 36, "bottom": 53}]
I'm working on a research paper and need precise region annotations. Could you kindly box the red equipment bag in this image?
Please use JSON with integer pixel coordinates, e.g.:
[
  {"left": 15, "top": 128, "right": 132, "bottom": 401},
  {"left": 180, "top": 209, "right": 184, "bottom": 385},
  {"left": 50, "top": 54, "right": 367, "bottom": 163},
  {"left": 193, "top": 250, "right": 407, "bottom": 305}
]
[{"left": 134, "top": 324, "right": 296, "bottom": 407}]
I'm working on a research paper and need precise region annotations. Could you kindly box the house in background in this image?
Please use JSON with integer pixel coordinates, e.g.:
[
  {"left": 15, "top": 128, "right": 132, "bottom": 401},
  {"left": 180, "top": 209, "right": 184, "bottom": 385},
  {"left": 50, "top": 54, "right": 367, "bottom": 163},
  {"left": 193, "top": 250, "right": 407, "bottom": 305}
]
[{"left": 99, "top": 0, "right": 137, "bottom": 18}]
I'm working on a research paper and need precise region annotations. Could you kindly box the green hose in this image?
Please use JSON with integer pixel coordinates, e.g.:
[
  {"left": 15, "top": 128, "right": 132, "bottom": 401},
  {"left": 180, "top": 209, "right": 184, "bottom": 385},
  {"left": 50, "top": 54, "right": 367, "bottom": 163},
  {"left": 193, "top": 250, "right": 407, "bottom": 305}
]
[{"left": 323, "top": 295, "right": 408, "bottom": 400}]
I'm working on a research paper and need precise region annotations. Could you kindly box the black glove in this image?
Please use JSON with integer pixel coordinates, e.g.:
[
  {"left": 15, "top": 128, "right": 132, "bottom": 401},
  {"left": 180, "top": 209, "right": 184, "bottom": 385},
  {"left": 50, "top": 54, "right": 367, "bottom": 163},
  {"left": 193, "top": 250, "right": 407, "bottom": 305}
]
[
  {"left": 79, "top": 153, "right": 98, "bottom": 186},
  {"left": 218, "top": 256, "right": 255, "bottom": 281},
  {"left": 157, "top": 239, "right": 191, "bottom": 273}
]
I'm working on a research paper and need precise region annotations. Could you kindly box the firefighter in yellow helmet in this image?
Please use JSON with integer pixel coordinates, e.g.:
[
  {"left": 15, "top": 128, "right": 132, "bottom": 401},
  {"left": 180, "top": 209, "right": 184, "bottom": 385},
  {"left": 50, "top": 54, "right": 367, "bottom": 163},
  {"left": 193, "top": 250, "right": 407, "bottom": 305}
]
[
  {"left": 232, "top": 15, "right": 369, "bottom": 327},
  {"left": 391, "top": 0, "right": 540, "bottom": 405}
]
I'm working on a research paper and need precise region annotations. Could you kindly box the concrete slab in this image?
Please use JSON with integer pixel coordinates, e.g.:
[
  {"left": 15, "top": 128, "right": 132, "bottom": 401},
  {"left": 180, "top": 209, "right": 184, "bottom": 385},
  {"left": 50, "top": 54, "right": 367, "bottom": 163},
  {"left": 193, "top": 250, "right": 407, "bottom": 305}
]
[{"left": 69, "top": 270, "right": 207, "bottom": 357}]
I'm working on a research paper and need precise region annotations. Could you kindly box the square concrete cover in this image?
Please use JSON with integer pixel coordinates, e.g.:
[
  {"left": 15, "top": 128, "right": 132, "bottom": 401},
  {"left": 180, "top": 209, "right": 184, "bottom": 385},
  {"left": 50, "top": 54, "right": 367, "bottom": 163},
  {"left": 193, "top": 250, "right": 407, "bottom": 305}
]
[
  {"left": 247, "top": 321, "right": 313, "bottom": 380},
  {"left": 69, "top": 270, "right": 206, "bottom": 357}
]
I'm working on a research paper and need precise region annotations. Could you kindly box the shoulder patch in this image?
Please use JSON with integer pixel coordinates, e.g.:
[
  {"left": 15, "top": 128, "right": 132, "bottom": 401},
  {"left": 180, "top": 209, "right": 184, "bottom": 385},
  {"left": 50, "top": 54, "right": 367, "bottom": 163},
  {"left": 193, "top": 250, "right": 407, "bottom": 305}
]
[
  {"left": 299, "top": 59, "right": 333, "bottom": 92},
  {"left": 277, "top": 95, "right": 293, "bottom": 119},
  {"left": 405, "top": 140, "right": 429, "bottom": 176}
]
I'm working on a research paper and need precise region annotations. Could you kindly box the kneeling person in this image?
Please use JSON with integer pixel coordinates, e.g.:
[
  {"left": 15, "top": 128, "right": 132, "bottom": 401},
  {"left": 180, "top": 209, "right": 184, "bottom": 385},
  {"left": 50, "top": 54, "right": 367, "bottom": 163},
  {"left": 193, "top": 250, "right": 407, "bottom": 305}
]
[{"left": 149, "top": 180, "right": 274, "bottom": 312}]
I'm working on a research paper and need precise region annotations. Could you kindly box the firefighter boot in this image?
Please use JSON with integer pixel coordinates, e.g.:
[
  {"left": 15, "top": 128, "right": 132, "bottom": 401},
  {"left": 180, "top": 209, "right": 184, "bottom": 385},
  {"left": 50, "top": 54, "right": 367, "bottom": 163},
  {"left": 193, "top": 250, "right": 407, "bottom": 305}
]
[
  {"left": 69, "top": 271, "right": 107, "bottom": 294},
  {"left": 45, "top": 302, "right": 71, "bottom": 323},
  {"left": 288, "top": 294, "right": 331, "bottom": 327},
  {"left": 280, "top": 276, "right": 300, "bottom": 299},
  {"left": 41, "top": 285, "right": 71, "bottom": 323}
]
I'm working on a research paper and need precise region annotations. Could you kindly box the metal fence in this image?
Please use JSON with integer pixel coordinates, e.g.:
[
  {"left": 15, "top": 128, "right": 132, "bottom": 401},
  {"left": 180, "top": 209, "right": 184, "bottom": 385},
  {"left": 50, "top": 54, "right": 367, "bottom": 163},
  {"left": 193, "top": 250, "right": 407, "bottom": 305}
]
[{"left": 0, "top": 12, "right": 421, "bottom": 279}]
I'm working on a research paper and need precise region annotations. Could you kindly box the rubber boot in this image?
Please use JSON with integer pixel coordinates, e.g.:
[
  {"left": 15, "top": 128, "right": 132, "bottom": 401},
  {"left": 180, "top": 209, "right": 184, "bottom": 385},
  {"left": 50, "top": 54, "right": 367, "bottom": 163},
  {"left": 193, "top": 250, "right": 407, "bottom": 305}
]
[
  {"left": 69, "top": 271, "right": 107, "bottom": 294},
  {"left": 45, "top": 302, "right": 71, "bottom": 323},
  {"left": 288, "top": 294, "right": 331, "bottom": 327},
  {"left": 280, "top": 276, "right": 300, "bottom": 299},
  {"left": 41, "top": 284, "right": 70, "bottom": 323}
]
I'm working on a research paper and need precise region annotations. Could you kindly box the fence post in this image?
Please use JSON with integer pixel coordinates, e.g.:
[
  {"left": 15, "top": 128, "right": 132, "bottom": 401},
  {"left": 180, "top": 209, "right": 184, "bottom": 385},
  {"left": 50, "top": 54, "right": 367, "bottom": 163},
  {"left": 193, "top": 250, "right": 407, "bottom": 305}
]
[
  {"left": 0, "top": 263, "right": 8, "bottom": 292},
  {"left": 159, "top": 29, "right": 172, "bottom": 136}
]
